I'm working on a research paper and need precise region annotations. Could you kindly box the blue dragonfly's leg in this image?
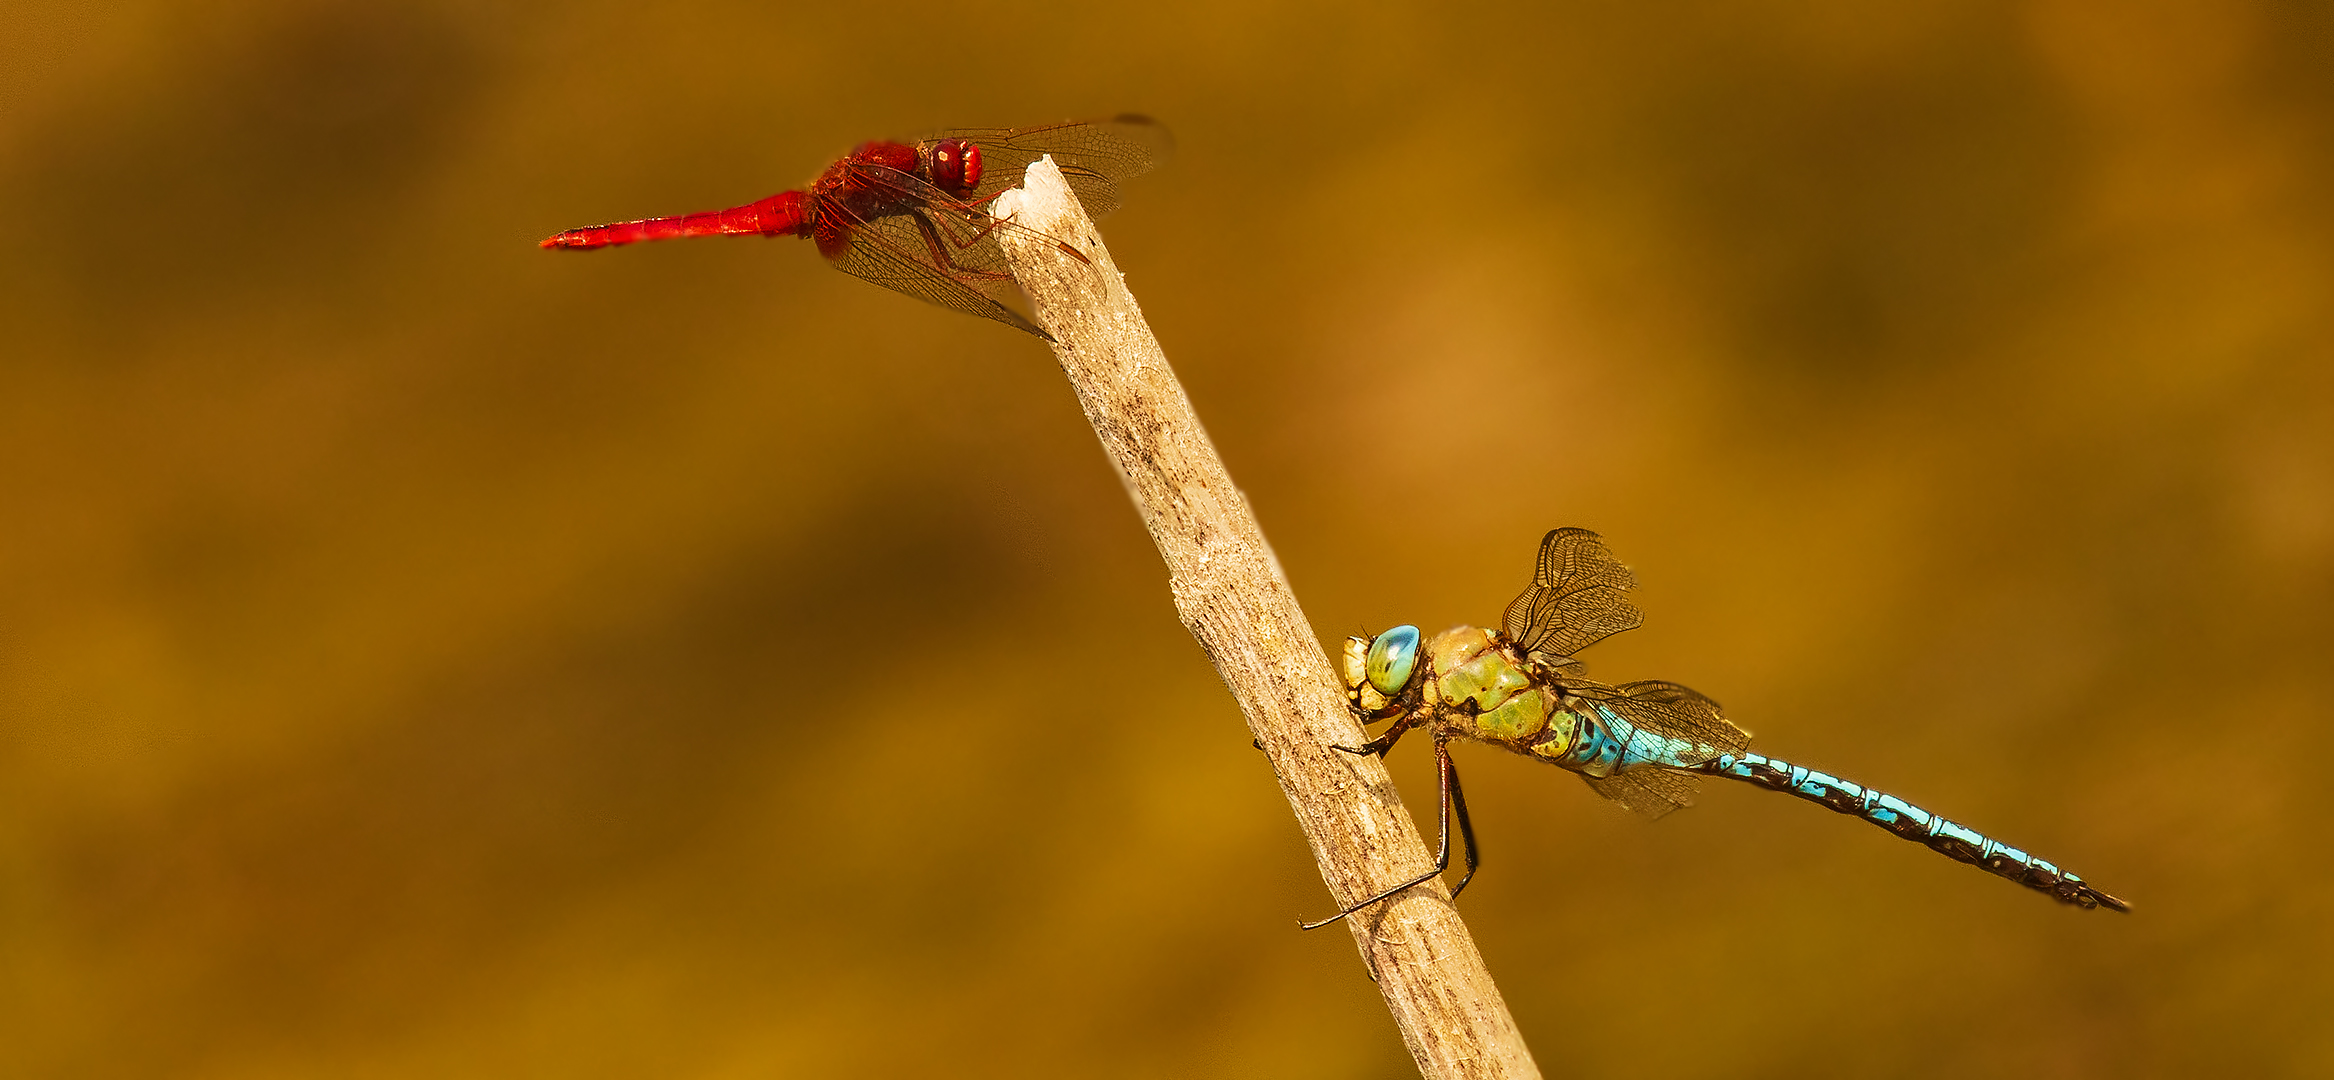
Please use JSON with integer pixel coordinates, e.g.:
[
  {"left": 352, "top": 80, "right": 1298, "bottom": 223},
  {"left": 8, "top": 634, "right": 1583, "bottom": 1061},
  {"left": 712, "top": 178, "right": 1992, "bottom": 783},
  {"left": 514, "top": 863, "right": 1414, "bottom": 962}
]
[
  {"left": 1332, "top": 709, "right": 1418, "bottom": 757},
  {"left": 1444, "top": 751, "right": 1481, "bottom": 900},
  {"left": 1696, "top": 752, "right": 2130, "bottom": 911},
  {"left": 1301, "top": 736, "right": 1480, "bottom": 930}
]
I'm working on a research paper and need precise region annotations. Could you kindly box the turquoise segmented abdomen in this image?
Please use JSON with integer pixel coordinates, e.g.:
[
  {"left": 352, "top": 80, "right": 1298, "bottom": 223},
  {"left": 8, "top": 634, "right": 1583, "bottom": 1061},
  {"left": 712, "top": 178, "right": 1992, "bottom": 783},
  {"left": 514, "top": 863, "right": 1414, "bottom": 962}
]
[{"left": 1695, "top": 752, "right": 2129, "bottom": 911}]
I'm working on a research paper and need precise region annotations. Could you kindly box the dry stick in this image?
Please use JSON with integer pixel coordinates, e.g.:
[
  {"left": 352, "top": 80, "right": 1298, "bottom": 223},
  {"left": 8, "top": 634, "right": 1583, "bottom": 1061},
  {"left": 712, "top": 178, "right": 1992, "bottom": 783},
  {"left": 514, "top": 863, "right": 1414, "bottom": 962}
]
[{"left": 991, "top": 158, "right": 1541, "bottom": 1080}]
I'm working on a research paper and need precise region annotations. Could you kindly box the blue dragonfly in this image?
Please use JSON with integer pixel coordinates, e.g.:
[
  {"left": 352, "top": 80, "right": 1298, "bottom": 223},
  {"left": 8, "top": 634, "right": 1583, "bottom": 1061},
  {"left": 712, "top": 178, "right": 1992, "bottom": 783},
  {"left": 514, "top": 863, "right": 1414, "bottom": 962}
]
[{"left": 1305, "top": 527, "right": 2128, "bottom": 929}]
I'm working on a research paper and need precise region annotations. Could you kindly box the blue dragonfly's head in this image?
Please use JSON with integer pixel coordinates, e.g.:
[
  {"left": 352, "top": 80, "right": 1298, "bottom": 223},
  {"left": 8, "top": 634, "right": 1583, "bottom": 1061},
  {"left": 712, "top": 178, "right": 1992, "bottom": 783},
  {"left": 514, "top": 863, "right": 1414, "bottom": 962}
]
[{"left": 1341, "top": 625, "right": 1422, "bottom": 716}]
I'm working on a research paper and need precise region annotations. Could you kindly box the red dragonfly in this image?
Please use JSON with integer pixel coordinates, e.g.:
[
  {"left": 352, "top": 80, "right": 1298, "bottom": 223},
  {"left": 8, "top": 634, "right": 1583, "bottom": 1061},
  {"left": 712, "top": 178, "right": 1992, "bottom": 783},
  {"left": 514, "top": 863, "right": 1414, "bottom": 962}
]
[{"left": 541, "top": 115, "right": 1169, "bottom": 339}]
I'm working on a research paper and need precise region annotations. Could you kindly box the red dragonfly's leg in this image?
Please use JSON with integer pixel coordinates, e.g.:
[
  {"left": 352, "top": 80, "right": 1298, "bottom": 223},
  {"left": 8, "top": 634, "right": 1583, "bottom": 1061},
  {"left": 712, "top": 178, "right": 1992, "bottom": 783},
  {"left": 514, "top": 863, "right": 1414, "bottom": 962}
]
[
  {"left": 900, "top": 208, "right": 1017, "bottom": 285},
  {"left": 957, "top": 193, "right": 1091, "bottom": 264},
  {"left": 890, "top": 191, "right": 1089, "bottom": 270}
]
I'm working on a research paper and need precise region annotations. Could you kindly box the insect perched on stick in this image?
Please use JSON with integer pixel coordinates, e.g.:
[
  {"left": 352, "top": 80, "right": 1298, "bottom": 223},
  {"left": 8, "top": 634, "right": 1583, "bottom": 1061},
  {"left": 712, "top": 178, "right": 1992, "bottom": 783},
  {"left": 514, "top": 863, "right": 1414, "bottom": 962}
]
[
  {"left": 541, "top": 116, "right": 1170, "bottom": 340},
  {"left": 1307, "top": 527, "right": 2129, "bottom": 929}
]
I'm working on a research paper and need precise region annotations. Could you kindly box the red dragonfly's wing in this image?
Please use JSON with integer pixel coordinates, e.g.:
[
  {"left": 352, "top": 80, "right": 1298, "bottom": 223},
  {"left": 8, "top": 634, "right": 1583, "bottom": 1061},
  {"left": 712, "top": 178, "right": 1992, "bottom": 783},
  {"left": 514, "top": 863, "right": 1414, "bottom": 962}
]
[
  {"left": 807, "top": 118, "right": 1171, "bottom": 339},
  {"left": 824, "top": 215, "right": 1048, "bottom": 338},
  {"left": 939, "top": 115, "right": 1173, "bottom": 218},
  {"left": 814, "top": 160, "right": 1051, "bottom": 338}
]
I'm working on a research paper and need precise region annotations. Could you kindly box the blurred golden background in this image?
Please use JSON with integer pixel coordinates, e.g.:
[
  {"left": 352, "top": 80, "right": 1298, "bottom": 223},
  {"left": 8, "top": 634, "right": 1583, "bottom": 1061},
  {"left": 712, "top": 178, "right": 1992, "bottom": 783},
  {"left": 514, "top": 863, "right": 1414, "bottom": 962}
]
[{"left": 5, "top": 1, "right": 2329, "bottom": 1076}]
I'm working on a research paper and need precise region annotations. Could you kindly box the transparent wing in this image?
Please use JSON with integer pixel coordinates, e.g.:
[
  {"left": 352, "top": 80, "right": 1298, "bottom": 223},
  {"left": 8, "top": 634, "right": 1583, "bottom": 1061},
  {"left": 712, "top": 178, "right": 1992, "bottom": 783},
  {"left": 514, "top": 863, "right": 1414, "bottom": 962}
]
[
  {"left": 1583, "top": 769, "right": 1703, "bottom": 820},
  {"left": 816, "top": 116, "right": 1169, "bottom": 337},
  {"left": 1567, "top": 678, "right": 1751, "bottom": 819},
  {"left": 942, "top": 115, "right": 1174, "bottom": 218},
  {"left": 815, "top": 162, "right": 1049, "bottom": 338},
  {"left": 1500, "top": 527, "right": 1644, "bottom": 659},
  {"left": 1590, "top": 680, "right": 1749, "bottom": 753},
  {"left": 824, "top": 211, "right": 1045, "bottom": 337}
]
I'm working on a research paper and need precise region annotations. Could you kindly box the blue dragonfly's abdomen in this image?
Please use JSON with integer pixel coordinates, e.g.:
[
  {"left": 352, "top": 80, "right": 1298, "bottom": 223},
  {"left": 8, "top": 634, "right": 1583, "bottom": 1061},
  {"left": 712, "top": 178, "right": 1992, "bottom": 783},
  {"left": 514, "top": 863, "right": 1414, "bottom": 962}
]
[{"left": 1692, "top": 752, "right": 2129, "bottom": 911}]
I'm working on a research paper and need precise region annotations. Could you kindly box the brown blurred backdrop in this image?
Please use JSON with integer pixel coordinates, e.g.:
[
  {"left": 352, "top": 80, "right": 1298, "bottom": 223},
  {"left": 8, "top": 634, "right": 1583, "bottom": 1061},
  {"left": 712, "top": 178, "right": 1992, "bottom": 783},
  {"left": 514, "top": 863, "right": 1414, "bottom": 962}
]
[{"left": 5, "top": 1, "right": 2329, "bottom": 1076}]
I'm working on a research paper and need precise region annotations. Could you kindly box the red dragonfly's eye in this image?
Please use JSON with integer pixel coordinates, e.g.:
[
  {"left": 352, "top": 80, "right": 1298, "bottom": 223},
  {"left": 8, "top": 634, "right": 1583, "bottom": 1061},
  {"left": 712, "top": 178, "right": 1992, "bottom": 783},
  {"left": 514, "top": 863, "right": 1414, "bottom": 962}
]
[
  {"left": 955, "top": 142, "right": 983, "bottom": 192},
  {"left": 929, "top": 140, "right": 981, "bottom": 195}
]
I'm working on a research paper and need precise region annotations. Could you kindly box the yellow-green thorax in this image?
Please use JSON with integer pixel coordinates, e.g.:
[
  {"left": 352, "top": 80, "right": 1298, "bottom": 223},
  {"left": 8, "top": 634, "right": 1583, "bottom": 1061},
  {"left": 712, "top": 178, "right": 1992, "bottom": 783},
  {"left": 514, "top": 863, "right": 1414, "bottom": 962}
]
[{"left": 1341, "top": 625, "right": 1583, "bottom": 761}]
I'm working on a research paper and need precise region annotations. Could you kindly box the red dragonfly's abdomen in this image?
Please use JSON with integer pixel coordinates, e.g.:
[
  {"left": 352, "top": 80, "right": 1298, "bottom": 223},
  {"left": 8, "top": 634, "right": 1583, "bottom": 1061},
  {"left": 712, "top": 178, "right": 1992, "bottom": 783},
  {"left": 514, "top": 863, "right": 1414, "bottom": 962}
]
[{"left": 538, "top": 190, "right": 811, "bottom": 250}]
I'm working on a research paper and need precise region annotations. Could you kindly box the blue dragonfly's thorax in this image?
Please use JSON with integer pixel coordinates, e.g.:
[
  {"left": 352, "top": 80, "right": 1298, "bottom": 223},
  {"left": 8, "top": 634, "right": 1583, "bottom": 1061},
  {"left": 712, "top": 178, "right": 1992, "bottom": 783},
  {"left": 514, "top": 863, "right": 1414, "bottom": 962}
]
[
  {"left": 1340, "top": 624, "right": 1729, "bottom": 778},
  {"left": 1344, "top": 624, "right": 1588, "bottom": 762}
]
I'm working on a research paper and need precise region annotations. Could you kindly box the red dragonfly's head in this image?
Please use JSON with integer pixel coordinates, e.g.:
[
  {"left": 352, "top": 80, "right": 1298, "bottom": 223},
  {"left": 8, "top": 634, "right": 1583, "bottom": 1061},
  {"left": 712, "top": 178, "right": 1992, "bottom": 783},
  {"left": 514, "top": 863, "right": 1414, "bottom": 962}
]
[{"left": 922, "top": 138, "right": 983, "bottom": 197}]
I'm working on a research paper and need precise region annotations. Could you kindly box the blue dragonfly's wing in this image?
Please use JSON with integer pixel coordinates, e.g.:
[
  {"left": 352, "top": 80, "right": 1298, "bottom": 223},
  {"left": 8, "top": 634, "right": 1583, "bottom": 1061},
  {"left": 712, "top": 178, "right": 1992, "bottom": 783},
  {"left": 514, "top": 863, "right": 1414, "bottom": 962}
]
[
  {"left": 1584, "top": 768, "right": 1704, "bottom": 820},
  {"left": 1501, "top": 528, "right": 1643, "bottom": 666},
  {"left": 1594, "top": 680, "right": 1752, "bottom": 754},
  {"left": 1503, "top": 529, "right": 1751, "bottom": 818},
  {"left": 1569, "top": 680, "right": 1752, "bottom": 819}
]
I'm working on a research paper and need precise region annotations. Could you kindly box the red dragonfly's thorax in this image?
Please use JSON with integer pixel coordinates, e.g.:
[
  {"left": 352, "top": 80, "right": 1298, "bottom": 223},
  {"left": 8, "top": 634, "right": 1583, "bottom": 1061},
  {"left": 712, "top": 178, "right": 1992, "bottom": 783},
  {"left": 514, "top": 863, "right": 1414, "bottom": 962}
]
[
  {"left": 843, "top": 140, "right": 919, "bottom": 174},
  {"left": 809, "top": 140, "right": 926, "bottom": 224}
]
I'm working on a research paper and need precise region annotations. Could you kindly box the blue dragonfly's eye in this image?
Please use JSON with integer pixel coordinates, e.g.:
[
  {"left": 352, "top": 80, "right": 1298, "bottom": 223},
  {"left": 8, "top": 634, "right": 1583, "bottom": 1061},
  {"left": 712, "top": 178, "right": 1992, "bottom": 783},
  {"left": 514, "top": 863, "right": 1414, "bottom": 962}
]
[{"left": 1365, "top": 625, "right": 1421, "bottom": 697}]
